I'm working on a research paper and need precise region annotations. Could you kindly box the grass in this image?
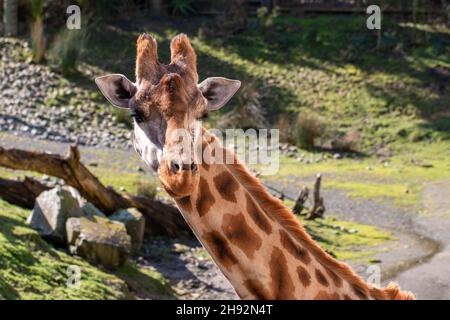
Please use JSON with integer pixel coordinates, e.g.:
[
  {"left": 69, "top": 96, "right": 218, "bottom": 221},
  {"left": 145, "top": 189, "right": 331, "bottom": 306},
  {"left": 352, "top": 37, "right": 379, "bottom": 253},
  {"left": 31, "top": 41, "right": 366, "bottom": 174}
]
[
  {"left": 260, "top": 139, "right": 450, "bottom": 206},
  {"left": 303, "top": 216, "right": 394, "bottom": 262},
  {"left": 0, "top": 198, "right": 173, "bottom": 300}
]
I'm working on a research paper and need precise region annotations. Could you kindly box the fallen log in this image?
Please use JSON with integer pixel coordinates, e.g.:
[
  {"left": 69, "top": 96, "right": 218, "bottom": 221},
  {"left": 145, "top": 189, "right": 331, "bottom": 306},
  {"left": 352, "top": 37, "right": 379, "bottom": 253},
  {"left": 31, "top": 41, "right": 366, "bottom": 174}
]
[
  {"left": 0, "top": 176, "right": 50, "bottom": 209},
  {"left": 0, "top": 145, "right": 192, "bottom": 237}
]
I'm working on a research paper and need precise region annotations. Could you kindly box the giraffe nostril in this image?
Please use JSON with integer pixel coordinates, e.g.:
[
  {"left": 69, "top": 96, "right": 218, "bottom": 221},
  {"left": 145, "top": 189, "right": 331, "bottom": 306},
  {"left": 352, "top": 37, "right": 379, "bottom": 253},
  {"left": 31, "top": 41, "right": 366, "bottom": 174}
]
[{"left": 170, "top": 161, "right": 181, "bottom": 173}]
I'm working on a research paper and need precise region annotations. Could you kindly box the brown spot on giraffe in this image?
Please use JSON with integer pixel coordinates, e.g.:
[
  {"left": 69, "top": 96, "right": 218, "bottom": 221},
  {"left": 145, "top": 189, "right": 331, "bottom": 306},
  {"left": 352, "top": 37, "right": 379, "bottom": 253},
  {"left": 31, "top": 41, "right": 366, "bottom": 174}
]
[
  {"left": 195, "top": 176, "right": 215, "bottom": 217},
  {"left": 269, "top": 247, "right": 295, "bottom": 299},
  {"left": 213, "top": 171, "right": 239, "bottom": 203},
  {"left": 314, "top": 290, "right": 341, "bottom": 300},
  {"left": 203, "top": 231, "right": 238, "bottom": 272},
  {"left": 177, "top": 196, "right": 192, "bottom": 212},
  {"left": 242, "top": 279, "right": 272, "bottom": 300},
  {"left": 351, "top": 284, "right": 369, "bottom": 300},
  {"left": 324, "top": 266, "right": 344, "bottom": 288},
  {"left": 201, "top": 139, "right": 211, "bottom": 172},
  {"left": 315, "top": 269, "right": 329, "bottom": 287},
  {"left": 296, "top": 265, "right": 311, "bottom": 287},
  {"left": 279, "top": 230, "right": 311, "bottom": 264},
  {"left": 245, "top": 193, "right": 272, "bottom": 235},
  {"left": 222, "top": 213, "right": 263, "bottom": 259}
]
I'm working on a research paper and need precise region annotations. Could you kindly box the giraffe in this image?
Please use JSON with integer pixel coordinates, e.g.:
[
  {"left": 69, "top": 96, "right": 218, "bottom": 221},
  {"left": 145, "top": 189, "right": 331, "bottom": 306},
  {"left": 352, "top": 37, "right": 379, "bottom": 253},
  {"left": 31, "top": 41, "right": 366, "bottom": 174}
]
[{"left": 95, "top": 33, "right": 414, "bottom": 300}]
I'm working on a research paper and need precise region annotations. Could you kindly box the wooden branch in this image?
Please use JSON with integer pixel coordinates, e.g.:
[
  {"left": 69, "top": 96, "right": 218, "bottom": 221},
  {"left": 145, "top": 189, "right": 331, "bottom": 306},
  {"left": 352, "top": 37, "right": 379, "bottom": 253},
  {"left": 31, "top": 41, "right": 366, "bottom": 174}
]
[
  {"left": 0, "top": 145, "right": 192, "bottom": 237},
  {"left": 0, "top": 176, "right": 50, "bottom": 209},
  {"left": 292, "top": 186, "right": 309, "bottom": 215},
  {"left": 307, "top": 174, "right": 325, "bottom": 220}
]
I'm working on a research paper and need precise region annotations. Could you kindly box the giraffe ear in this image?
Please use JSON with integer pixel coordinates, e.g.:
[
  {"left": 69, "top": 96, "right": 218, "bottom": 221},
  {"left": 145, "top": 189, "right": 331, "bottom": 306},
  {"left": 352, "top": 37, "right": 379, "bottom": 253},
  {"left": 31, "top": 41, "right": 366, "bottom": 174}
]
[
  {"left": 198, "top": 77, "right": 241, "bottom": 111},
  {"left": 95, "top": 74, "right": 137, "bottom": 109}
]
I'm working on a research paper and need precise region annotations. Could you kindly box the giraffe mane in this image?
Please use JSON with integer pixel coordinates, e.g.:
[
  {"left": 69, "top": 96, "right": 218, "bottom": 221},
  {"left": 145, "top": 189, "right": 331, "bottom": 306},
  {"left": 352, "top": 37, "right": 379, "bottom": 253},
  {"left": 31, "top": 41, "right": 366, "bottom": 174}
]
[{"left": 222, "top": 146, "right": 415, "bottom": 300}]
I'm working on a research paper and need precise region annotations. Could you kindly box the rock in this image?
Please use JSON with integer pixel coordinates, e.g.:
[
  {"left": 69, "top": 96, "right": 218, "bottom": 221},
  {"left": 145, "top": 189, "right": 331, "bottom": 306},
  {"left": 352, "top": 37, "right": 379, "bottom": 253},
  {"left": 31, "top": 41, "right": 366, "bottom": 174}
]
[
  {"left": 173, "top": 243, "right": 190, "bottom": 253},
  {"left": 66, "top": 216, "right": 131, "bottom": 269},
  {"left": 81, "top": 203, "right": 106, "bottom": 218},
  {"left": 110, "top": 208, "right": 145, "bottom": 253},
  {"left": 0, "top": 38, "right": 131, "bottom": 150},
  {"left": 65, "top": 186, "right": 86, "bottom": 206},
  {"left": 333, "top": 153, "right": 342, "bottom": 160},
  {"left": 27, "top": 186, "right": 82, "bottom": 242}
]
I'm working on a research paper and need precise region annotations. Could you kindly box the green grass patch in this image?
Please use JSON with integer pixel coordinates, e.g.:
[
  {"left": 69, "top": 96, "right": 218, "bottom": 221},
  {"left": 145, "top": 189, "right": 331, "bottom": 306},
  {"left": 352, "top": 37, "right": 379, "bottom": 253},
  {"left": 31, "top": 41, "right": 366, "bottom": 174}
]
[
  {"left": 263, "top": 141, "right": 450, "bottom": 206},
  {"left": 0, "top": 199, "right": 172, "bottom": 300},
  {"left": 303, "top": 216, "right": 394, "bottom": 262}
]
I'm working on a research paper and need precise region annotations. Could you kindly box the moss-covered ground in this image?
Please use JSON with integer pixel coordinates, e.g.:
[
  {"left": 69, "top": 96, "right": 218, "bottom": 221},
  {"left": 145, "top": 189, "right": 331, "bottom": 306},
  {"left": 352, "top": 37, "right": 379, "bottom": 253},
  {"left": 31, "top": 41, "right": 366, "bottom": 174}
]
[{"left": 0, "top": 198, "right": 173, "bottom": 300}]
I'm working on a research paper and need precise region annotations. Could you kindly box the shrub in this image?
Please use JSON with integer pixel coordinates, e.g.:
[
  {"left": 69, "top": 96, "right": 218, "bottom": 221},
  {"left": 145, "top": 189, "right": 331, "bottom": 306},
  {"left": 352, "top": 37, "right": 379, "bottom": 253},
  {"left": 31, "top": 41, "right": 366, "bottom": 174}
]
[
  {"left": 113, "top": 108, "right": 132, "bottom": 129},
  {"left": 217, "top": 80, "right": 266, "bottom": 130},
  {"left": 256, "top": 5, "right": 279, "bottom": 28},
  {"left": 49, "top": 20, "right": 88, "bottom": 75},
  {"left": 170, "top": 0, "right": 196, "bottom": 16},
  {"left": 135, "top": 179, "right": 159, "bottom": 200},
  {"left": 331, "top": 130, "right": 361, "bottom": 152},
  {"left": 295, "top": 112, "right": 324, "bottom": 150},
  {"left": 276, "top": 114, "right": 296, "bottom": 145}
]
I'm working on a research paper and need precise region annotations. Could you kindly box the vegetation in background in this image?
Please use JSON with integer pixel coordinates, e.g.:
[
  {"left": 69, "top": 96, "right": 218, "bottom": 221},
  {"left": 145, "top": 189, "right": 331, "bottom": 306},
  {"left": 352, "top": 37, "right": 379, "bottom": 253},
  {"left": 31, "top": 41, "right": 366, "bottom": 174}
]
[
  {"left": 295, "top": 112, "right": 325, "bottom": 150},
  {"left": 49, "top": 19, "right": 89, "bottom": 75},
  {"left": 135, "top": 179, "right": 159, "bottom": 200},
  {"left": 170, "top": 0, "right": 196, "bottom": 16},
  {"left": 256, "top": 4, "right": 279, "bottom": 28},
  {"left": 3, "top": 0, "right": 18, "bottom": 36},
  {"left": 29, "top": 0, "right": 46, "bottom": 64},
  {"left": 113, "top": 108, "right": 133, "bottom": 129},
  {"left": 217, "top": 79, "right": 266, "bottom": 130}
]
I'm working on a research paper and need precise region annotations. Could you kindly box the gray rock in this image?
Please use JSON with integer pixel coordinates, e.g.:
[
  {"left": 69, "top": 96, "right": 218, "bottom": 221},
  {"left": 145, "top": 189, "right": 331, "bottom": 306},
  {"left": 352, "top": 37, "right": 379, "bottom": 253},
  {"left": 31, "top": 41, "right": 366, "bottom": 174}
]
[
  {"left": 66, "top": 216, "right": 131, "bottom": 269},
  {"left": 27, "top": 186, "right": 82, "bottom": 242},
  {"left": 110, "top": 208, "right": 145, "bottom": 253},
  {"left": 81, "top": 203, "right": 106, "bottom": 218},
  {"left": 65, "top": 186, "right": 85, "bottom": 206}
]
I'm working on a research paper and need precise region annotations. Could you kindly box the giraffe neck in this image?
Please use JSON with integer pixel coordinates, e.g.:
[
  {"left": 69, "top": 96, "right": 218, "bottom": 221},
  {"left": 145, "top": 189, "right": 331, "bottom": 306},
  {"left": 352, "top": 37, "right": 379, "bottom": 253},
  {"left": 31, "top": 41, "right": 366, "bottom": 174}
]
[{"left": 171, "top": 130, "right": 413, "bottom": 300}]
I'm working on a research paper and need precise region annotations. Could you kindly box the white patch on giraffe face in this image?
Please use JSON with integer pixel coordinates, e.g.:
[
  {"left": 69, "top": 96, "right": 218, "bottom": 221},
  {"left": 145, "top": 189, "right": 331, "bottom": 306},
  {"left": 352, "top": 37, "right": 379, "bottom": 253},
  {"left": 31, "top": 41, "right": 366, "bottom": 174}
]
[{"left": 132, "top": 118, "right": 165, "bottom": 172}]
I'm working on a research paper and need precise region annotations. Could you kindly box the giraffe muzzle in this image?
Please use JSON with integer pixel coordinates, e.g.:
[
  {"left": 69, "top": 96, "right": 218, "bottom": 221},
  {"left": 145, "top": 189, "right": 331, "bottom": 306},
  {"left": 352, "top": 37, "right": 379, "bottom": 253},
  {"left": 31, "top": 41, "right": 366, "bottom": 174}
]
[{"left": 169, "top": 160, "right": 198, "bottom": 174}]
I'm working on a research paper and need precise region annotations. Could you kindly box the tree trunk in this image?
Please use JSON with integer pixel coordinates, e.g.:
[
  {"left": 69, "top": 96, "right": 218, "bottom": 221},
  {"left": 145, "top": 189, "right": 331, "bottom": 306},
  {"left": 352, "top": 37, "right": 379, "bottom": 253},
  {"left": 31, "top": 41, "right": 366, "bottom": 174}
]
[
  {"left": 4, "top": 0, "right": 18, "bottom": 36},
  {"left": 292, "top": 186, "right": 309, "bottom": 215},
  {"left": 0, "top": 177, "right": 50, "bottom": 209},
  {"left": 0, "top": 145, "right": 192, "bottom": 237},
  {"left": 306, "top": 173, "right": 325, "bottom": 220}
]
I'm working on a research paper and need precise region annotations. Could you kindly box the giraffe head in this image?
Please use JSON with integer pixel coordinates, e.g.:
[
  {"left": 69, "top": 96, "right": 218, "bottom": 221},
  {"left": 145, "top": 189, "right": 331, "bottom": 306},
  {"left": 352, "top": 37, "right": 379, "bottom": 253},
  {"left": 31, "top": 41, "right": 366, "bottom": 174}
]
[{"left": 95, "top": 34, "right": 241, "bottom": 198}]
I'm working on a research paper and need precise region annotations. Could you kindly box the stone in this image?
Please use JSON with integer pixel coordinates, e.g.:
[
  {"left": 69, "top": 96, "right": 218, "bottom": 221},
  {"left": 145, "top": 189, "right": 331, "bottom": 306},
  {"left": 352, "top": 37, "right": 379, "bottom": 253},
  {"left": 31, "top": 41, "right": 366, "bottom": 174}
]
[
  {"left": 173, "top": 243, "right": 190, "bottom": 253},
  {"left": 109, "top": 208, "right": 145, "bottom": 253},
  {"left": 27, "top": 186, "right": 82, "bottom": 242},
  {"left": 66, "top": 216, "right": 131, "bottom": 269},
  {"left": 81, "top": 203, "right": 106, "bottom": 218},
  {"left": 65, "top": 186, "right": 86, "bottom": 206}
]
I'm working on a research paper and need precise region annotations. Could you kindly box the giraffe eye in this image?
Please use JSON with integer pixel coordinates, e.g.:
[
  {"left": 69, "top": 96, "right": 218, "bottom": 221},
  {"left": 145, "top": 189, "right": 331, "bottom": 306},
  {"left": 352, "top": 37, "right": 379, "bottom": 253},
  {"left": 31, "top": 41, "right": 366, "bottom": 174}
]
[
  {"left": 199, "top": 112, "right": 208, "bottom": 120},
  {"left": 131, "top": 110, "right": 145, "bottom": 123}
]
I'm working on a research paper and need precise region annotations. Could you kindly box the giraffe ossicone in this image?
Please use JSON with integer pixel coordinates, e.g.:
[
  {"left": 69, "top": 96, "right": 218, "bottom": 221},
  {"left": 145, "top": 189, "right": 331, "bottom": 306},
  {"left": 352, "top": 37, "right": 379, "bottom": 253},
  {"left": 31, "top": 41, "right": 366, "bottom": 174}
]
[{"left": 95, "top": 33, "right": 414, "bottom": 300}]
